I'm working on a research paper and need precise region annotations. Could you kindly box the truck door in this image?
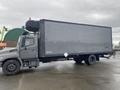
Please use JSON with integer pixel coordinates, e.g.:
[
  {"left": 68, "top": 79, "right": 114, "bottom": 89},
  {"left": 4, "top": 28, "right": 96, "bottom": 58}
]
[{"left": 19, "top": 35, "right": 38, "bottom": 59}]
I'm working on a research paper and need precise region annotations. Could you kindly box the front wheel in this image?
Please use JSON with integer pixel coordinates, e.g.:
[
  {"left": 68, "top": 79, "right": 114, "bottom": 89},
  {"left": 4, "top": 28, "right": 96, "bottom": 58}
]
[{"left": 2, "top": 60, "right": 20, "bottom": 75}]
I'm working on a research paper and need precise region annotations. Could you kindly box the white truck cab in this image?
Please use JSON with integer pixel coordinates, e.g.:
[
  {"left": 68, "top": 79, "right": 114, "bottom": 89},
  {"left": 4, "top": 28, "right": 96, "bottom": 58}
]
[{"left": 0, "top": 34, "right": 39, "bottom": 75}]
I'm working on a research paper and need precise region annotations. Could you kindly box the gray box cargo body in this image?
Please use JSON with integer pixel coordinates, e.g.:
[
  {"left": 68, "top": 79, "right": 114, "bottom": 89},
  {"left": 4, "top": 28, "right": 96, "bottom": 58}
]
[{"left": 39, "top": 19, "right": 112, "bottom": 57}]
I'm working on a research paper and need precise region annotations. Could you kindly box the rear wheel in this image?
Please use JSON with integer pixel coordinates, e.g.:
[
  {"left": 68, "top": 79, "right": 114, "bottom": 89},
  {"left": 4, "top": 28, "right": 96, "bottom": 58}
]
[
  {"left": 2, "top": 60, "right": 20, "bottom": 75},
  {"left": 85, "top": 55, "right": 96, "bottom": 65}
]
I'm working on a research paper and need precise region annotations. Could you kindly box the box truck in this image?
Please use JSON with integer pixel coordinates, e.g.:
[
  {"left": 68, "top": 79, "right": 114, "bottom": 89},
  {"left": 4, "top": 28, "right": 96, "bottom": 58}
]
[{"left": 0, "top": 19, "right": 112, "bottom": 75}]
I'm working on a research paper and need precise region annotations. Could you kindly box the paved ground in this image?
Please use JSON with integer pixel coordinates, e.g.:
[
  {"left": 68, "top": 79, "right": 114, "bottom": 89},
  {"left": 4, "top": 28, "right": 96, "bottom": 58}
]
[{"left": 0, "top": 54, "right": 120, "bottom": 90}]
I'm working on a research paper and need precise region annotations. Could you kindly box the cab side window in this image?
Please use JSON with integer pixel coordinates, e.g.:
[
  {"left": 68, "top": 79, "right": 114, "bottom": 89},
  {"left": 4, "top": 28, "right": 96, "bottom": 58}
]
[
  {"left": 25, "top": 38, "right": 34, "bottom": 46},
  {"left": 21, "top": 37, "right": 34, "bottom": 47}
]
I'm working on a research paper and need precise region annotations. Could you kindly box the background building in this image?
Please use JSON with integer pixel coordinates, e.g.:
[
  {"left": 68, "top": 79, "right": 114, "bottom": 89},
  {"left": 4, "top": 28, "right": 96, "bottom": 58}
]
[{"left": 4, "top": 28, "right": 25, "bottom": 47}]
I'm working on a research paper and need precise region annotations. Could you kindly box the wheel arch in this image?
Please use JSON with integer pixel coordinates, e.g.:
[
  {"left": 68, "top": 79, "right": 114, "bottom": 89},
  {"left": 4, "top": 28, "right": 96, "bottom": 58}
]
[{"left": 2, "top": 58, "right": 22, "bottom": 67}]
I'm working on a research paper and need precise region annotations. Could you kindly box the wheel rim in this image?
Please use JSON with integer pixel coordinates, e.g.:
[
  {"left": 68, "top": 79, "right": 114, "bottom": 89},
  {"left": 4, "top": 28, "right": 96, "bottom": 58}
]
[{"left": 7, "top": 64, "right": 17, "bottom": 72}]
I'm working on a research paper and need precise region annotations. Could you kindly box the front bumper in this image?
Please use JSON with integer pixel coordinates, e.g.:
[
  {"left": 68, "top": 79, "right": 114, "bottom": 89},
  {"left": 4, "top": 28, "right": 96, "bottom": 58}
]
[{"left": 0, "top": 61, "right": 2, "bottom": 67}]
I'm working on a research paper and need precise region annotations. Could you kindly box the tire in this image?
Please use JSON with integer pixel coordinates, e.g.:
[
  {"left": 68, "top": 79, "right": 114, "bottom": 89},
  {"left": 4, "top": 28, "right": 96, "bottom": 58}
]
[
  {"left": 74, "top": 57, "right": 83, "bottom": 64},
  {"left": 2, "top": 60, "right": 20, "bottom": 75},
  {"left": 85, "top": 55, "right": 96, "bottom": 65}
]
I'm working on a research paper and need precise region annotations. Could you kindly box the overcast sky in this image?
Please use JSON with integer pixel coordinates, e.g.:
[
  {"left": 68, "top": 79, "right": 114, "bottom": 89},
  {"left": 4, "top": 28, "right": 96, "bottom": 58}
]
[{"left": 0, "top": 0, "right": 120, "bottom": 44}]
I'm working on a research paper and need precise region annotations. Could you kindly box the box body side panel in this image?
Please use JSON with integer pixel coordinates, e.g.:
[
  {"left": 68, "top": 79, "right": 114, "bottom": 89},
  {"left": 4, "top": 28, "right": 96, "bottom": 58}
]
[{"left": 40, "top": 20, "right": 112, "bottom": 57}]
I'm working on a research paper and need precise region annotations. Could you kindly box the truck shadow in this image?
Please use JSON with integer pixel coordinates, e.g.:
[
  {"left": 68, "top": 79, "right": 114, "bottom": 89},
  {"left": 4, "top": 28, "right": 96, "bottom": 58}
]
[
  {"left": 18, "top": 60, "right": 111, "bottom": 75},
  {"left": 0, "top": 60, "right": 113, "bottom": 76},
  {"left": 19, "top": 69, "right": 35, "bottom": 74}
]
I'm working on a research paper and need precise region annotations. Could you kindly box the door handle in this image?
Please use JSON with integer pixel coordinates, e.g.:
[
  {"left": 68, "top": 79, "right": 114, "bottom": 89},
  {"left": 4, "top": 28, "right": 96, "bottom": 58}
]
[{"left": 32, "top": 49, "right": 36, "bottom": 51}]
